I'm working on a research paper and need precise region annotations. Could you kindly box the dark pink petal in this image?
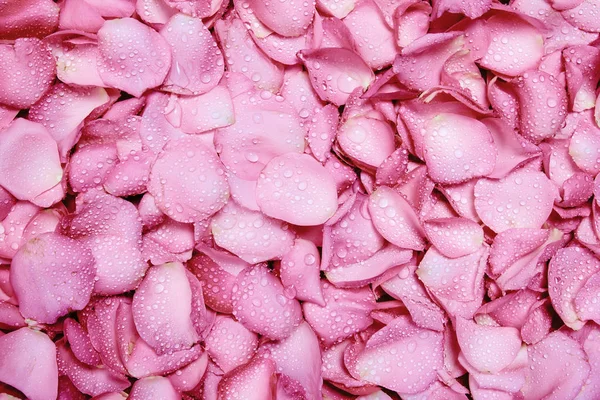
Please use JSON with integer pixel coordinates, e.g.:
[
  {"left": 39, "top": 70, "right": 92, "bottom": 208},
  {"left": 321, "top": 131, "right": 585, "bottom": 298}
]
[
  {"left": 368, "top": 186, "right": 426, "bottom": 251},
  {"left": 549, "top": 246, "right": 600, "bottom": 329},
  {"left": 0, "top": 328, "right": 58, "bottom": 400},
  {"left": 261, "top": 322, "right": 322, "bottom": 399},
  {"left": 256, "top": 153, "right": 338, "bottom": 226},
  {"left": 0, "top": 119, "right": 63, "bottom": 203},
  {"left": 0, "top": 38, "right": 55, "bottom": 109},
  {"left": 347, "top": 315, "right": 443, "bottom": 394},
  {"left": 321, "top": 339, "right": 379, "bottom": 395},
  {"left": 214, "top": 15, "right": 284, "bottom": 92},
  {"left": 392, "top": 32, "right": 463, "bottom": 92},
  {"left": 474, "top": 169, "right": 557, "bottom": 233},
  {"left": 160, "top": 13, "right": 224, "bottom": 95},
  {"left": 133, "top": 262, "right": 199, "bottom": 354},
  {"left": 280, "top": 238, "right": 325, "bottom": 306},
  {"left": 513, "top": 70, "right": 568, "bottom": 143},
  {"left": 129, "top": 376, "right": 179, "bottom": 400},
  {"left": 303, "top": 281, "right": 376, "bottom": 345},
  {"left": 64, "top": 318, "right": 101, "bottom": 366},
  {"left": 211, "top": 201, "right": 295, "bottom": 263},
  {"left": 394, "top": 1, "right": 431, "bottom": 48},
  {"left": 231, "top": 264, "right": 302, "bottom": 340},
  {"left": 423, "top": 113, "right": 496, "bottom": 184},
  {"left": 431, "top": 0, "right": 491, "bottom": 18},
  {"left": 381, "top": 263, "right": 447, "bottom": 331},
  {"left": 343, "top": 0, "right": 397, "bottom": 69},
  {"left": 58, "top": 375, "right": 87, "bottom": 400},
  {"left": 10, "top": 233, "right": 95, "bottom": 324},
  {"left": 205, "top": 315, "right": 258, "bottom": 373},
  {"left": 166, "top": 85, "right": 234, "bottom": 134},
  {"left": 522, "top": 332, "right": 590, "bottom": 399},
  {"left": 0, "top": 0, "right": 59, "bottom": 39},
  {"left": 298, "top": 48, "right": 375, "bottom": 107},
  {"left": 246, "top": 0, "right": 314, "bottom": 37},
  {"left": 478, "top": 13, "right": 544, "bottom": 77},
  {"left": 337, "top": 116, "right": 396, "bottom": 170},
  {"left": 214, "top": 90, "right": 305, "bottom": 180},
  {"left": 0, "top": 301, "right": 26, "bottom": 330},
  {"left": 424, "top": 217, "right": 484, "bottom": 258},
  {"left": 326, "top": 244, "right": 413, "bottom": 288},
  {"left": 61, "top": 189, "right": 147, "bottom": 295},
  {"left": 148, "top": 135, "right": 229, "bottom": 223},
  {"left": 217, "top": 356, "right": 277, "bottom": 400},
  {"left": 97, "top": 18, "right": 171, "bottom": 97},
  {"left": 29, "top": 84, "right": 111, "bottom": 160},
  {"left": 456, "top": 317, "right": 521, "bottom": 374},
  {"left": 561, "top": 0, "right": 600, "bottom": 32}
]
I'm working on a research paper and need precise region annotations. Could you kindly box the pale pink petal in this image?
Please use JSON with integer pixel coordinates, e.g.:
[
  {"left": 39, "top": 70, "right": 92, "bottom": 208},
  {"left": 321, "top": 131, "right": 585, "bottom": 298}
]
[
  {"left": 431, "top": 0, "right": 491, "bottom": 18},
  {"left": 562, "top": 0, "right": 600, "bottom": 32},
  {"left": 86, "top": 297, "right": 128, "bottom": 375},
  {"left": 69, "top": 144, "right": 118, "bottom": 193},
  {"left": 455, "top": 317, "right": 521, "bottom": 374},
  {"left": 0, "top": 202, "right": 40, "bottom": 260},
  {"left": 478, "top": 13, "right": 544, "bottom": 77},
  {"left": 148, "top": 135, "right": 229, "bottom": 223},
  {"left": 133, "top": 262, "right": 199, "bottom": 355},
  {"left": 211, "top": 201, "right": 295, "bottom": 263},
  {"left": 381, "top": 263, "right": 447, "bottom": 331},
  {"left": 29, "top": 84, "right": 111, "bottom": 160},
  {"left": 64, "top": 318, "right": 102, "bottom": 366},
  {"left": 139, "top": 92, "right": 186, "bottom": 155},
  {"left": 136, "top": 0, "right": 177, "bottom": 25},
  {"left": 569, "top": 116, "right": 600, "bottom": 175},
  {"left": 316, "top": 0, "right": 356, "bottom": 18},
  {"left": 256, "top": 153, "right": 338, "bottom": 226},
  {"left": 0, "top": 105, "right": 17, "bottom": 132},
  {"left": 246, "top": 0, "right": 315, "bottom": 37},
  {"left": 167, "top": 85, "right": 234, "bottom": 134},
  {"left": 424, "top": 217, "right": 484, "bottom": 258},
  {"left": 513, "top": 70, "right": 568, "bottom": 143},
  {"left": 142, "top": 219, "right": 195, "bottom": 264},
  {"left": 163, "top": 0, "right": 216, "bottom": 18},
  {"left": 0, "top": 119, "right": 63, "bottom": 203},
  {"left": 347, "top": 315, "right": 443, "bottom": 394},
  {"left": 167, "top": 352, "right": 209, "bottom": 393},
  {"left": 261, "top": 322, "right": 322, "bottom": 399},
  {"left": 521, "top": 299, "right": 553, "bottom": 345},
  {"left": 0, "top": 0, "right": 59, "bottom": 39},
  {"left": 0, "top": 328, "right": 58, "bottom": 400},
  {"left": 474, "top": 169, "right": 557, "bottom": 233},
  {"left": 214, "top": 15, "right": 284, "bottom": 92},
  {"left": 423, "top": 113, "right": 497, "bottom": 184},
  {"left": 549, "top": 246, "right": 600, "bottom": 329},
  {"left": 57, "top": 340, "right": 130, "bottom": 396},
  {"left": 10, "top": 233, "right": 95, "bottom": 324},
  {"left": 97, "top": 18, "right": 171, "bottom": 97},
  {"left": 321, "top": 339, "right": 379, "bottom": 395},
  {"left": 326, "top": 244, "right": 413, "bottom": 288},
  {"left": 279, "top": 238, "right": 325, "bottom": 305},
  {"left": 367, "top": 186, "right": 426, "bottom": 251},
  {"left": 298, "top": 48, "right": 375, "bottom": 106},
  {"left": 522, "top": 332, "right": 590, "bottom": 400},
  {"left": 214, "top": 90, "right": 305, "bottom": 180},
  {"left": 337, "top": 116, "right": 396, "bottom": 170},
  {"left": 59, "top": 0, "right": 106, "bottom": 32},
  {"left": 303, "top": 281, "right": 376, "bottom": 345},
  {"left": 316, "top": 16, "right": 356, "bottom": 49},
  {"left": 392, "top": 32, "right": 463, "bottom": 92},
  {"left": 394, "top": 1, "right": 431, "bottom": 48},
  {"left": 307, "top": 104, "right": 339, "bottom": 162},
  {"left": 252, "top": 31, "right": 308, "bottom": 66},
  {"left": 563, "top": 46, "right": 600, "bottom": 112},
  {"left": 231, "top": 264, "right": 302, "bottom": 340},
  {"left": 0, "top": 38, "right": 55, "bottom": 109},
  {"left": 160, "top": 13, "right": 224, "bottom": 95},
  {"left": 217, "top": 356, "right": 277, "bottom": 400},
  {"left": 205, "top": 315, "right": 258, "bottom": 373},
  {"left": 129, "top": 377, "right": 180, "bottom": 400},
  {"left": 61, "top": 189, "right": 147, "bottom": 295}
]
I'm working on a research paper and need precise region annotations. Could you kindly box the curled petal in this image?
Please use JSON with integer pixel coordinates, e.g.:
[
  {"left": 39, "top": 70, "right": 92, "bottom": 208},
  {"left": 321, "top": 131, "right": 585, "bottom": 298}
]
[
  {"left": 129, "top": 376, "right": 180, "bottom": 400},
  {"left": 337, "top": 116, "right": 396, "bottom": 170},
  {"left": 280, "top": 238, "right": 325, "bottom": 306}
]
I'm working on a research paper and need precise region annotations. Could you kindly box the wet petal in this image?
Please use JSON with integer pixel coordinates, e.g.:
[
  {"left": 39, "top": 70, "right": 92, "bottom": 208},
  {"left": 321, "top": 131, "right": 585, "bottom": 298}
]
[
  {"left": 205, "top": 315, "right": 258, "bottom": 373},
  {"left": 280, "top": 238, "right": 325, "bottom": 305},
  {"left": 0, "top": 0, "right": 59, "bottom": 39},
  {"left": 217, "top": 356, "right": 277, "bottom": 400},
  {"left": 129, "top": 376, "right": 179, "bottom": 400},
  {"left": 424, "top": 217, "right": 484, "bottom": 258},
  {"left": 246, "top": 0, "right": 315, "bottom": 37},
  {"left": 431, "top": 0, "right": 491, "bottom": 18},
  {"left": 337, "top": 116, "right": 396, "bottom": 170}
]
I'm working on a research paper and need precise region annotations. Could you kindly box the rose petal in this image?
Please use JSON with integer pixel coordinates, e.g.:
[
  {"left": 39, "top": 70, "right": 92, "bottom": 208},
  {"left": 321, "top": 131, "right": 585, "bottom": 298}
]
[
  {"left": 205, "top": 315, "right": 258, "bottom": 373},
  {"left": 337, "top": 115, "right": 396, "bottom": 170},
  {"left": 279, "top": 238, "right": 325, "bottom": 305},
  {"left": 246, "top": 0, "right": 315, "bottom": 37},
  {"left": 129, "top": 376, "right": 180, "bottom": 400},
  {"left": 217, "top": 356, "right": 277, "bottom": 400},
  {"left": 0, "top": 0, "right": 59, "bottom": 39},
  {"left": 423, "top": 217, "right": 484, "bottom": 258}
]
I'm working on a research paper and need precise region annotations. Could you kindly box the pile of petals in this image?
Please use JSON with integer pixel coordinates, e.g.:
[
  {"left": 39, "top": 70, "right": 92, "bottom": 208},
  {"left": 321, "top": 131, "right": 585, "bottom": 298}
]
[{"left": 4, "top": 0, "right": 600, "bottom": 399}]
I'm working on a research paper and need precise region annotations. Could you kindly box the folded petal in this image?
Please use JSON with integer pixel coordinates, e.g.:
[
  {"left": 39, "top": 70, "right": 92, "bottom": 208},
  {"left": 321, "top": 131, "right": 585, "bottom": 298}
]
[
  {"left": 474, "top": 169, "right": 557, "bottom": 233},
  {"left": 0, "top": 328, "right": 58, "bottom": 400},
  {"left": 394, "top": 1, "right": 431, "bottom": 48},
  {"left": 64, "top": 318, "right": 102, "bottom": 366},
  {"left": 10, "top": 233, "right": 95, "bottom": 324},
  {"left": 148, "top": 135, "right": 229, "bottom": 223},
  {"left": 337, "top": 116, "right": 396, "bottom": 170},
  {"left": 431, "top": 0, "right": 491, "bottom": 18},
  {"left": 368, "top": 186, "right": 426, "bottom": 251},
  {"left": 97, "top": 18, "right": 171, "bottom": 97},
  {"left": 0, "top": 0, "right": 59, "bottom": 39},
  {"left": 0, "top": 119, "right": 63, "bottom": 203},
  {"left": 279, "top": 238, "right": 325, "bottom": 305},
  {"left": 298, "top": 48, "right": 375, "bottom": 106},
  {"left": 160, "top": 13, "right": 224, "bottom": 95},
  {"left": 133, "top": 262, "right": 199, "bottom": 355},
  {"left": 561, "top": 0, "right": 600, "bottom": 33},
  {"left": 211, "top": 201, "right": 295, "bottom": 263},
  {"left": 231, "top": 264, "right": 302, "bottom": 340},
  {"left": 307, "top": 104, "right": 339, "bottom": 162},
  {"left": 129, "top": 376, "right": 179, "bottom": 400},
  {"left": 0, "top": 38, "right": 55, "bottom": 109}
]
